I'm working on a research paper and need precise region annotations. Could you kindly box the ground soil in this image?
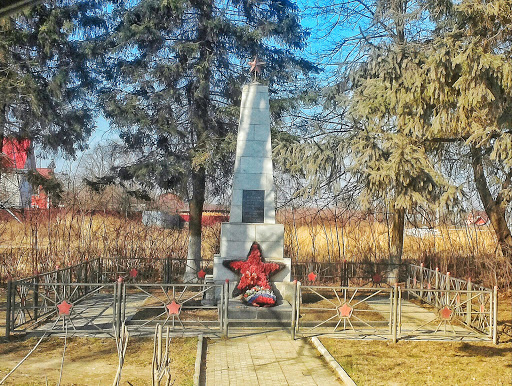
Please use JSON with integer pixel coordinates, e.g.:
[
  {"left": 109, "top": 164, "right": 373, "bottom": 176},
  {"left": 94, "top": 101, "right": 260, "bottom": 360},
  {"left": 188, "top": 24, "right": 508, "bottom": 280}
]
[{"left": 321, "top": 290, "right": 512, "bottom": 385}]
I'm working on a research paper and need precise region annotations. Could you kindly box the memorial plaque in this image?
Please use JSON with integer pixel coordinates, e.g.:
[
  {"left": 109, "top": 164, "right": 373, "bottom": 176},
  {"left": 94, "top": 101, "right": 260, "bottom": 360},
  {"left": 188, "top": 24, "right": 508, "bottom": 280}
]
[{"left": 242, "top": 190, "right": 265, "bottom": 223}]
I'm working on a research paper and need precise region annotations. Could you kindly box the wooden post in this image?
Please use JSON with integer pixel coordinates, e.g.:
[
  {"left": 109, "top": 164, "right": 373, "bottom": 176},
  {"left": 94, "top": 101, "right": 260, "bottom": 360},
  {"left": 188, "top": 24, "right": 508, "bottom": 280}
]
[
  {"left": 291, "top": 280, "right": 297, "bottom": 340},
  {"left": 157, "top": 324, "right": 162, "bottom": 370},
  {"left": 5, "top": 279, "right": 12, "bottom": 337},
  {"left": 493, "top": 286, "right": 498, "bottom": 345},
  {"left": 392, "top": 283, "right": 398, "bottom": 343},
  {"left": 33, "top": 275, "right": 39, "bottom": 322},
  {"left": 466, "top": 278, "right": 472, "bottom": 326}
]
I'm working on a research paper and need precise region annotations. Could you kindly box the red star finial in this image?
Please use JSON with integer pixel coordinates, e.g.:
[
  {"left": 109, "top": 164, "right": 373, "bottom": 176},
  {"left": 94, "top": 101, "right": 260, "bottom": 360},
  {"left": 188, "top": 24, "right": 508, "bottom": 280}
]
[
  {"left": 57, "top": 300, "right": 73, "bottom": 316},
  {"left": 166, "top": 300, "right": 181, "bottom": 316},
  {"left": 197, "top": 269, "right": 206, "bottom": 279},
  {"left": 338, "top": 303, "right": 353, "bottom": 318},
  {"left": 439, "top": 306, "right": 453, "bottom": 320},
  {"left": 129, "top": 268, "right": 138, "bottom": 278},
  {"left": 248, "top": 55, "right": 266, "bottom": 81},
  {"left": 308, "top": 272, "right": 317, "bottom": 282}
]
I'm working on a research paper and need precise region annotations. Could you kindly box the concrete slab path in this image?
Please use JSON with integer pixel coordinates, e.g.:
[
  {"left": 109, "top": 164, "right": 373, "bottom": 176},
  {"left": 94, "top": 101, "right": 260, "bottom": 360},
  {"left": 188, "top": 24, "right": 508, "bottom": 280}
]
[{"left": 205, "top": 330, "right": 342, "bottom": 385}]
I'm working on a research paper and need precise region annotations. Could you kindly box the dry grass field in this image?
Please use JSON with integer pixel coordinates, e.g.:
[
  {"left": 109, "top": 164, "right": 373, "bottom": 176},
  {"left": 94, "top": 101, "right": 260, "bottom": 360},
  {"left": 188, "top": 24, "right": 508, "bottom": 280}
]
[
  {"left": 1, "top": 209, "right": 510, "bottom": 289},
  {"left": 0, "top": 336, "right": 197, "bottom": 385}
]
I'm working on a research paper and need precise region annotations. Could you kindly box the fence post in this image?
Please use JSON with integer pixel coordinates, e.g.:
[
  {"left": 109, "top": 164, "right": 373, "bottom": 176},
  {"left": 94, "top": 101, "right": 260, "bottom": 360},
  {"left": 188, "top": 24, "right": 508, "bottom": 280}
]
[
  {"left": 33, "top": 275, "right": 39, "bottom": 322},
  {"left": 165, "top": 257, "right": 171, "bottom": 284},
  {"left": 446, "top": 272, "right": 451, "bottom": 305},
  {"left": 84, "top": 259, "right": 89, "bottom": 294},
  {"left": 116, "top": 278, "right": 123, "bottom": 339},
  {"left": 466, "top": 278, "right": 472, "bottom": 326},
  {"left": 98, "top": 257, "right": 103, "bottom": 283},
  {"left": 419, "top": 263, "right": 424, "bottom": 299},
  {"left": 5, "top": 279, "right": 12, "bottom": 338},
  {"left": 392, "top": 283, "right": 398, "bottom": 343},
  {"left": 291, "top": 280, "right": 297, "bottom": 340},
  {"left": 493, "top": 286, "right": 498, "bottom": 345},
  {"left": 223, "top": 280, "right": 229, "bottom": 337}
]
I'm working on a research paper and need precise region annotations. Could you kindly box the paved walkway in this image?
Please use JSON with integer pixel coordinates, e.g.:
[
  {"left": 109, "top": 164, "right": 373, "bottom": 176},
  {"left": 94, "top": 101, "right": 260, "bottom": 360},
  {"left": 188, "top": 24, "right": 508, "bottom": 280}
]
[{"left": 205, "top": 330, "right": 341, "bottom": 385}]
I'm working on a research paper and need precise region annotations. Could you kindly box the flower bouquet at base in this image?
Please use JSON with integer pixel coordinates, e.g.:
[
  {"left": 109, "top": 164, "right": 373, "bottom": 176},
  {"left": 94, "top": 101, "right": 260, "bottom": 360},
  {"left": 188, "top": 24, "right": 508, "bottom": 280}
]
[{"left": 242, "top": 285, "right": 277, "bottom": 307}]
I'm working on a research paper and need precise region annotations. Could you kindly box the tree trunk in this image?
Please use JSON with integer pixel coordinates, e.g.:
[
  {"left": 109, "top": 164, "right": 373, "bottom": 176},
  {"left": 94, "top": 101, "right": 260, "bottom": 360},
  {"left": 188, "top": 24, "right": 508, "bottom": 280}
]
[
  {"left": 184, "top": 167, "right": 206, "bottom": 282},
  {"left": 183, "top": 1, "right": 212, "bottom": 282},
  {"left": 389, "top": 206, "right": 405, "bottom": 283},
  {"left": 470, "top": 146, "right": 512, "bottom": 258}
]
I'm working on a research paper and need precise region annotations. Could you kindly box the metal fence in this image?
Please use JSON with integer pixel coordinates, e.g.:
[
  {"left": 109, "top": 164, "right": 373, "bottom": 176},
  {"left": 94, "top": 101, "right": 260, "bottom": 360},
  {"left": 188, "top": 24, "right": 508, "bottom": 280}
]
[
  {"left": 291, "top": 281, "right": 497, "bottom": 343},
  {"left": 293, "top": 284, "right": 397, "bottom": 340},
  {"left": 5, "top": 261, "right": 499, "bottom": 343},
  {"left": 406, "top": 264, "right": 497, "bottom": 341},
  {"left": 292, "top": 261, "right": 409, "bottom": 287},
  {"left": 6, "top": 281, "right": 116, "bottom": 336},
  {"left": 122, "top": 283, "right": 224, "bottom": 336}
]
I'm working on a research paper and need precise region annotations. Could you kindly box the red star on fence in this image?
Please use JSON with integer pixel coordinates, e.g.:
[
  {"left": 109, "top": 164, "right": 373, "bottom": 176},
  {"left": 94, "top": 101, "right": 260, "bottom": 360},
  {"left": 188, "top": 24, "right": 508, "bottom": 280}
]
[
  {"left": 197, "top": 269, "right": 206, "bottom": 279},
  {"left": 439, "top": 306, "right": 453, "bottom": 320},
  {"left": 129, "top": 268, "right": 138, "bottom": 278},
  {"left": 57, "top": 300, "right": 73, "bottom": 316},
  {"left": 166, "top": 300, "right": 181, "bottom": 316},
  {"left": 308, "top": 272, "right": 317, "bottom": 282},
  {"left": 338, "top": 303, "right": 353, "bottom": 318}
]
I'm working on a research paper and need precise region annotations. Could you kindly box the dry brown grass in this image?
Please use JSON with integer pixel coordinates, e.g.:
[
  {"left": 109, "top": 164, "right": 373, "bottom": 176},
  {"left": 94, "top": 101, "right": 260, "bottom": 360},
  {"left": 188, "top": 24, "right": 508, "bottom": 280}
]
[
  {"left": 0, "top": 208, "right": 510, "bottom": 288},
  {"left": 0, "top": 210, "right": 220, "bottom": 280},
  {"left": 320, "top": 291, "right": 512, "bottom": 385},
  {"left": 0, "top": 336, "right": 196, "bottom": 385},
  {"left": 284, "top": 222, "right": 511, "bottom": 288}
]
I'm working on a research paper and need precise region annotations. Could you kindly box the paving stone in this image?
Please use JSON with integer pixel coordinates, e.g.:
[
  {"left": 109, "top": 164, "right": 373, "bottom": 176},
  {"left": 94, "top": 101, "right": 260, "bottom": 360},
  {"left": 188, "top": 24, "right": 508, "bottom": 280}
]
[{"left": 205, "top": 330, "right": 341, "bottom": 385}]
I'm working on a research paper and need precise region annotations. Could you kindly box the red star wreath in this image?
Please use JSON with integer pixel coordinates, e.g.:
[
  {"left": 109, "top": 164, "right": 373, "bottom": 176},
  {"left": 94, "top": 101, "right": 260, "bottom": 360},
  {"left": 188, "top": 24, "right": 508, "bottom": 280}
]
[{"left": 224, "top": 242, "right": 283, "bottom": 307}]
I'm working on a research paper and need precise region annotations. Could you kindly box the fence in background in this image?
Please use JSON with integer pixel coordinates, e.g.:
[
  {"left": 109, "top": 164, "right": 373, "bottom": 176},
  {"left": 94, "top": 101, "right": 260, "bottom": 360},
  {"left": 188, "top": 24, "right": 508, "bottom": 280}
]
[{"left": 292, "top": 260, "right": 410, "bottom": 286}]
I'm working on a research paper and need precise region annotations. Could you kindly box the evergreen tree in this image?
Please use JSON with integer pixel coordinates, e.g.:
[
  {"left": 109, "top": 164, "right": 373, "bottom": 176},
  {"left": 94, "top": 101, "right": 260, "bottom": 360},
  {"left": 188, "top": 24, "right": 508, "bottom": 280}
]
[
  {"left": 0, "top": 1, "right": 109, "bottom": 157},
  {"left": 278, "top": 0, "right": 449, "bottom": 277},
  {"left": 384, "top": 0, "right": 512, "bottom": 258},
  {"left": 100, "top": 0, "right": 317, "bottom": 280}
]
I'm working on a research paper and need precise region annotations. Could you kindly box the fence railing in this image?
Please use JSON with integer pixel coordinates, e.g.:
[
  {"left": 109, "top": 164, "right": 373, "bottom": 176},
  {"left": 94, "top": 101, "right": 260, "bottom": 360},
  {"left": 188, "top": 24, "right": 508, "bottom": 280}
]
[
  {"left": 292, "top": 261, "right": 410, "bottom": 286},
  {"left": 122, "top": 282, "right": 224, "bottom": 336},
  {"left": 290, "top": 281, "right": 497, "bottom": 343},
  {"left": 6, "top": 281, "right": 116, "bottom": 336},
  {"left": 5, "top": 261, "right": 499, "bottom": 343},
  {"left": 406, "top": 264, "right": 496, "bottom": 338},
  {"left": 293, "top": 284, "right": 397, "bottom": 340}
]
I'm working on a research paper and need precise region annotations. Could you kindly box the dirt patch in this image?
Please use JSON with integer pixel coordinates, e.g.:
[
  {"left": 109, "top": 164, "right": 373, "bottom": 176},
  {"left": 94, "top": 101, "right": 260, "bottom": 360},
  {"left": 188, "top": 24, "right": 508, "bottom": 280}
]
[{"left": 0, "top": 335, "right": 196, "bottom": 385}]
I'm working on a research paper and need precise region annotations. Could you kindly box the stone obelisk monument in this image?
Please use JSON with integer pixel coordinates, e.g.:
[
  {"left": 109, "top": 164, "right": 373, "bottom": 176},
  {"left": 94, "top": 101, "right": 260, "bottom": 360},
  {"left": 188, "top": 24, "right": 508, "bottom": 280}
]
[{"left": 213, "top": 59, "right": 291, "bottom": 298}]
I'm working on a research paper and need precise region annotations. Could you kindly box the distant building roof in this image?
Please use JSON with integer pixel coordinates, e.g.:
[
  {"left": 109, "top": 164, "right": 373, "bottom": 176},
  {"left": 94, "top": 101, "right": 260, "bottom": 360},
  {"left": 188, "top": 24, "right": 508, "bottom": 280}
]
[{"left": 2, "top": 139, "right": 31, "bottom": 169}]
